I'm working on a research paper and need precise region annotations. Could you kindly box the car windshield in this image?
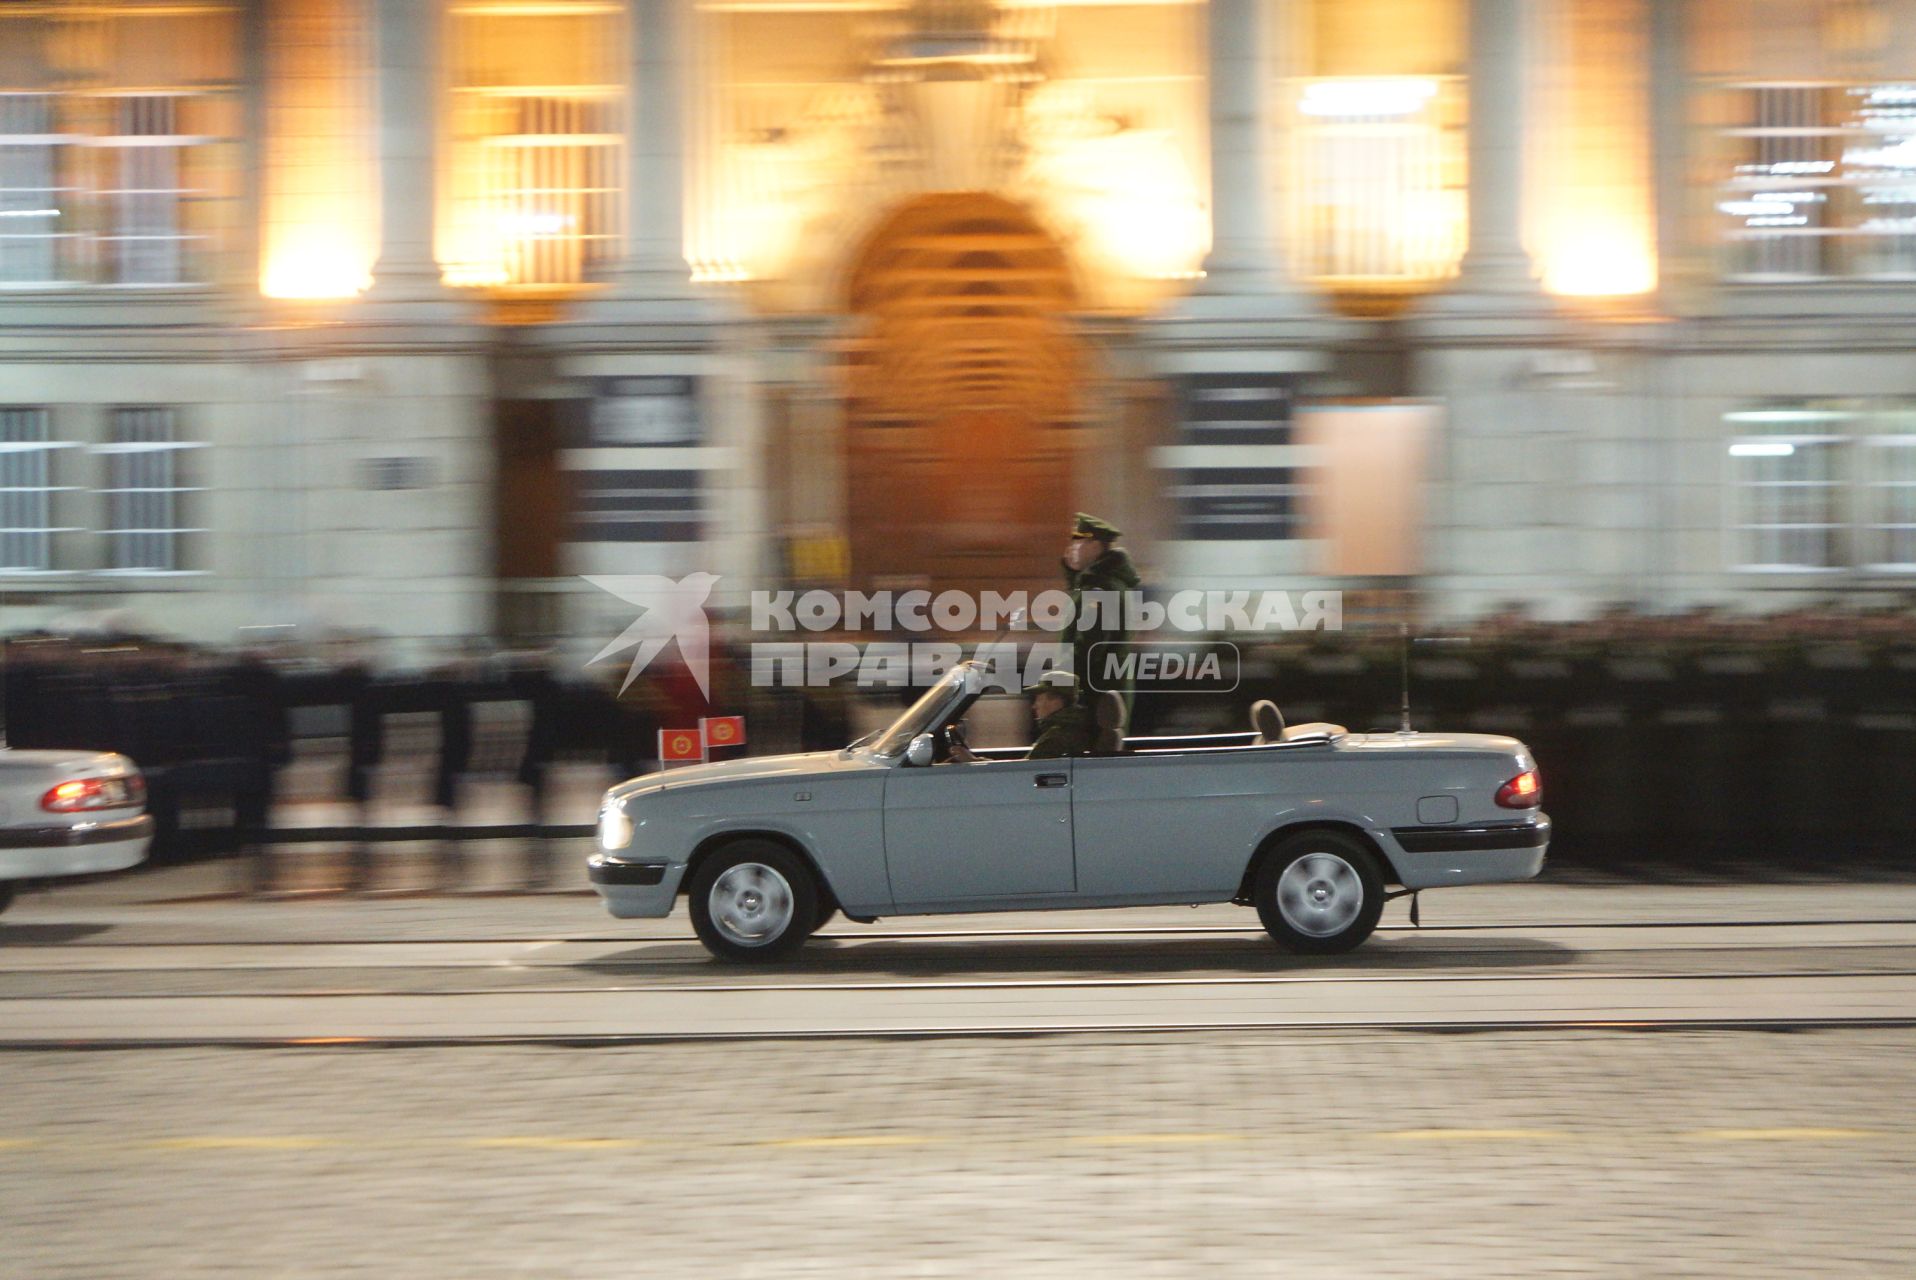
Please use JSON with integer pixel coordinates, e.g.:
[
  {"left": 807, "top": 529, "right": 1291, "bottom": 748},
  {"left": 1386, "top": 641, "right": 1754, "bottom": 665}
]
[{"left": 866, "top": 665, "right": 975, "bottom": 757}]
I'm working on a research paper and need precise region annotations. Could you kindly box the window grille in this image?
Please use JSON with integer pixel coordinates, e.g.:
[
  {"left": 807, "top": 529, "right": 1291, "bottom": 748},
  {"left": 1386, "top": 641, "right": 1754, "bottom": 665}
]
[
  {"left": 1719, "top": 83, "right": 1916, "bottom": 279},
  {"left": 0, "top": 407, "right": 59, "bottom": 571},
  {"left": 1728, "top": 404, "right": 1916, "bottom": 572},
  {"left": 0, "top": 94, "right": 72, "bottom": 284},
  {"left": 1289, "top": 77, "right": 1467, "bottom": 287},
  {"left": 444, "top": 4, "right": 624, "bottom": 289},
  {"left": 100, "top": 407, "right": 202, "bottom": 572}
]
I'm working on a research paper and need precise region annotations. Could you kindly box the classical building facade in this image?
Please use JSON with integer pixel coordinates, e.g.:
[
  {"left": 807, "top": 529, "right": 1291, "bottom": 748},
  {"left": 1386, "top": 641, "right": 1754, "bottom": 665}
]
[{"left": 4, "top": 0, "right": 1916, "bottom": 657}]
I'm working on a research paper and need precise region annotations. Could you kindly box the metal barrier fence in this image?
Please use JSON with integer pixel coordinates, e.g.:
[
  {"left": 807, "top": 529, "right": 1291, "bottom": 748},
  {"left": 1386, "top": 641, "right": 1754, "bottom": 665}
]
[{"left": 5, "top": 637, "right": 1914, "bottom": 887}]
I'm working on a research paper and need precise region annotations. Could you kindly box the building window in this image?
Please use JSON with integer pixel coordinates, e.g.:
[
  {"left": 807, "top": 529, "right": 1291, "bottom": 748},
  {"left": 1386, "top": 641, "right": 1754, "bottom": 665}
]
[
  {"left": 1717, "top": 83, "right": 1916, "bottom": 279},
  {"left": 1728, "top": 403, "right": 1916, "bottom": 572},
  {"left": 0, "top": 407, "right": 64, "bottom": 572},
  {"left": 0, "top": 94, "right": 73, "bottom": 285},
  {"left": 1288, "top": 76, "right": 1466, "bottom": 290},
  {"left": 442, "top": 4, "right": 624, "bottom": 290},
  {"left": 1861, "top": 411, "right": 1916, "bottom": 571},
  {"left": 100, "top": 407, "right": 200, "bottom": 572},
  {"left": 0, "top": 6, "right": 239, "bottom": 288},
  {"left": 96, "top": 94, "right": 219, "bottom": 286},
  {"left": 1169, "top": 468, "right": 1313, "bottom": 541}
]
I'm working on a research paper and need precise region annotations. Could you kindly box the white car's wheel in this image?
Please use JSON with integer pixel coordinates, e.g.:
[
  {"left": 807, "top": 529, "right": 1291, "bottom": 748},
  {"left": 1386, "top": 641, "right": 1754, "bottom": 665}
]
[
  {"left": 1253, "top": 830, "right": 1385, "bottom": 954},
  {"left": 687, "top": 840, "right": 819, "bottom": 963}
]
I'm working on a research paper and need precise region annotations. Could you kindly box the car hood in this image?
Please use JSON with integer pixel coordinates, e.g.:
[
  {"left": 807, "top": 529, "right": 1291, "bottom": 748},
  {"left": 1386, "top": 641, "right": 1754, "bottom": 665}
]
[{"left": 606, "top": 750, "right": 880, "bottom": 801}]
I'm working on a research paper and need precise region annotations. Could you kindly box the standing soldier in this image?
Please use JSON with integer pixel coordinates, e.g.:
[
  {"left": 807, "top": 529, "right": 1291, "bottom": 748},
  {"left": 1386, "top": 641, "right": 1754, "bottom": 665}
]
[{"left": 1062, "top": 513, "right": 1141, "bottom": 703}]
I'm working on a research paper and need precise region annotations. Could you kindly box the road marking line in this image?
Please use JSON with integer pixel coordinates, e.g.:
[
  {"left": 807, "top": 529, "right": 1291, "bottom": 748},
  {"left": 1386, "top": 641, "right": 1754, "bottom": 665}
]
[
  {"left": 0, "top": 1139, "right": 42, "bottom": 1150},
  {"left": 150, "top": 1136, "right": 337, "bottom": 1151},
  {"left": 1377, "top": 1128, "right": 1569, "bottom": 1142},
  {"left": 467, "top": 1137, "right": 645, "bottom": 1150},
  {"left": 1064, "top": 1134, "right": 1246, "bottom": 1146},
  {"left": 762, "top": 1135, "right": 935, "bottom": 1149},
  {"left": 1682, "top": 1128, "right": 1883, "bottom": 1142}
]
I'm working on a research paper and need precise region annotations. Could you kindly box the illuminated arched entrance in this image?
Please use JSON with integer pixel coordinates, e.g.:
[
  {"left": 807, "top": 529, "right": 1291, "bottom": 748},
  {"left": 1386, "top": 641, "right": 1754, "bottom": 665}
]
[{"left": 842, "top": 192, "right": 1085, "bottom": 598}]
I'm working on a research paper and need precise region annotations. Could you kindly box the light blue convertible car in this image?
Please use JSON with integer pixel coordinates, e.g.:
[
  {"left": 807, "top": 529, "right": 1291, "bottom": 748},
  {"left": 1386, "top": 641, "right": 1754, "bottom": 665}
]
[{"left": 590, "top": 662, "right": 1548, "bottom": 961}]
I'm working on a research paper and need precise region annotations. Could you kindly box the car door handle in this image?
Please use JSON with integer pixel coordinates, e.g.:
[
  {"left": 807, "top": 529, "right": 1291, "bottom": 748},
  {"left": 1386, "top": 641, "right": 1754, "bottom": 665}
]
[{"left": 1034, "top": 773, "right": 1069, "bottom": 788}]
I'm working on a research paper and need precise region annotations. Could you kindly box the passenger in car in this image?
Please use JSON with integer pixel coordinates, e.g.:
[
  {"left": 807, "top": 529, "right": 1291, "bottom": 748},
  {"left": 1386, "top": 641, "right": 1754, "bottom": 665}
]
[{"left": 1025, "top": 670, "right": 1094, "bottom": 760}]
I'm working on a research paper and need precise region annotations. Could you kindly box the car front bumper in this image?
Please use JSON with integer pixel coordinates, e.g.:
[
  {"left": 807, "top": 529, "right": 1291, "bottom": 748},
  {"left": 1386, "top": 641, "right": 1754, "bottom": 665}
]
[
  {"left": 0, "top": 814, "right": 153, "bottom": 881},
  {"left": 588, "top": 853, "right": 685, "bottom": 918},
  {"left": 1382, "top": 815, "right": 1549, "bottom": 889}
]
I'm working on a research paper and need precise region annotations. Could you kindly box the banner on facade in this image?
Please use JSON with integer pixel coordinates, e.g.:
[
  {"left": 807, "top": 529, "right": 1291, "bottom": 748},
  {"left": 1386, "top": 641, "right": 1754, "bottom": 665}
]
[{"left": 1295, "top": 402, "right": 1440, "bottom": 577}]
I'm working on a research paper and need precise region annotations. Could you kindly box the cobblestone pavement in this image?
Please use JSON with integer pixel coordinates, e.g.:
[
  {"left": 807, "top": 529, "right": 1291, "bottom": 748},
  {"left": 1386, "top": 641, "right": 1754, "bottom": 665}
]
[{"left": 4, "top": 1029, "right": 1915, "bottom": 1278}]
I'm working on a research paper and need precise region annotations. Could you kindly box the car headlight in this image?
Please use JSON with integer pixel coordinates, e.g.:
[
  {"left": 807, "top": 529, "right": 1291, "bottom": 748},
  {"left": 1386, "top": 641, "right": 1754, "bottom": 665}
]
[{"left": 598, "top": 803, "right": 634, "bottom": 852}]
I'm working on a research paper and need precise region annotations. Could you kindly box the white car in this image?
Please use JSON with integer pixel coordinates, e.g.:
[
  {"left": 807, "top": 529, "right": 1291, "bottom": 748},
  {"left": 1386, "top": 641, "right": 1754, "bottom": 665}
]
[{"left": 0, "top": 748, "right": 152, "bottom": 915}]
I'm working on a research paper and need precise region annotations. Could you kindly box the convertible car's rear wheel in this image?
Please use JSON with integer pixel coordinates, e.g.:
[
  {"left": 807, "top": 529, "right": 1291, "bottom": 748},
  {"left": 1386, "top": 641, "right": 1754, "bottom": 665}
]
[
  {"left": 1253, "top": 830, "right": 1385, "bottom": 955},
  {"left": 688, "top": 839, "right": 819, "bottom": 963}
]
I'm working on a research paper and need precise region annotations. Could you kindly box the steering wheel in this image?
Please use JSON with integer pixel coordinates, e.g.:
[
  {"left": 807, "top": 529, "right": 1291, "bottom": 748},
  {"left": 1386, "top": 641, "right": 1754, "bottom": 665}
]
[{"left": 933, "top": 718, "right": 974, "bottom": 764}]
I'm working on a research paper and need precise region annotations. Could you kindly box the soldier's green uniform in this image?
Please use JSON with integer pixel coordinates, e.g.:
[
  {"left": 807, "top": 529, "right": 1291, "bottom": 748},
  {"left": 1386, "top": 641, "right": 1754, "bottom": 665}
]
[
  {"left": 1062, "top": 513, "right": 1142, "bottom": 705},
  {"left": 1027, "top": 702, "right": 1094, "bottom": 760}
]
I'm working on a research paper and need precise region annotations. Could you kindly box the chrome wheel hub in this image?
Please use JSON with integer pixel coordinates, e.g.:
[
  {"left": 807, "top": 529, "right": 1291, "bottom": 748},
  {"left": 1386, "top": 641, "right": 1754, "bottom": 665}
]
[
  {"left": 710, "top": 862, "right": 795, "bottom": 947},
  {"left": 1276, "top": 851, "right": 1363, "bottom": 938}
]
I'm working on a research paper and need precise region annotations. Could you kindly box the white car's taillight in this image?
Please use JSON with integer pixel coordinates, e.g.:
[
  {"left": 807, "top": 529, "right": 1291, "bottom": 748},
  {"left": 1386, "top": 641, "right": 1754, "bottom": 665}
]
[
  {"left": 1495, "top": 768, "right": 1542, "bottom": 809},
  {"left": 41, "top": 773, "right": 146, "bottom": 813}
]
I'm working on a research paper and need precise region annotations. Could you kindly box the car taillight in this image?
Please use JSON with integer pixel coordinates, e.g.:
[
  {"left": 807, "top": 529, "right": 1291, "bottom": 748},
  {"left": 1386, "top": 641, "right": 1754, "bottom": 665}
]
[
  {"left": 1495, "top": 769, "right": 1542, "bottom": 809},
  {"left": 40, "top": 774, "right": 144, "bottom": 813}
]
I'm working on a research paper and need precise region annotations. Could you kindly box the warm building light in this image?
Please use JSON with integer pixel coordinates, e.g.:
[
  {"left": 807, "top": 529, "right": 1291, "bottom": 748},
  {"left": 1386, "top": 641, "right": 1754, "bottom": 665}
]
[
  {"left": 1531, "top": 0, "right": 1657, "bottom": 298},
  {"left": 262, "top": 230, "right": 375, "bottom": 300},
  {"left": 1025, "top": 126, "right": 1208, "bottom": 282},
  {"left": 1539, "top": 221, "right": 1657, "bottom": 297},
  {"left": 259, "top": 0, "right": 378, "bottom": 299},
  {"left": 1298, "top": 77, "right": 1438, "bottom": 118}
]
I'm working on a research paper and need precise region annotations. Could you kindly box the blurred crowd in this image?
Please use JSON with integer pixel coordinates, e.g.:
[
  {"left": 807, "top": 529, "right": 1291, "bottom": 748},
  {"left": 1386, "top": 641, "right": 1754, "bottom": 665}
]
[{"left": 5, "top": 599, "right": 1916, "bottom": 868}]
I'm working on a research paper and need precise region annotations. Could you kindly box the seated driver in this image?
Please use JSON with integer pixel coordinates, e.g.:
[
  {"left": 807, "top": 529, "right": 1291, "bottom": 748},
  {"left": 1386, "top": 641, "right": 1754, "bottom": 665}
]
[{"left": 1025, "top": 670, "right": 1094, "bottom": 760}]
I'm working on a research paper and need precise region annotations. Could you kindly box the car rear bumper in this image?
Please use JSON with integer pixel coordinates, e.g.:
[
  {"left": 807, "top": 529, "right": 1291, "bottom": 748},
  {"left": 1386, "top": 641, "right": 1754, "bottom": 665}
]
[
  {"left": 588, "top": 853, "right": 684, "bottom": 918},
  {"left": 1382, "top": 815, "right": 1549, "bottom": 889},
  {"left": 0, "top": 814, "right": 152, "bottom": 881}
]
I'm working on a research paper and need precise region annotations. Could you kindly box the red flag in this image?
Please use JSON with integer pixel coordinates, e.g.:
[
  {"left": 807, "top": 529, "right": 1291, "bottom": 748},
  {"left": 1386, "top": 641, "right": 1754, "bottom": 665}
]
[
  {"left": 659, "top": 727, "right": 705, "bottom": 764},
  {"left": 701, "top": 715, "right": 746, "bottom": 749}
]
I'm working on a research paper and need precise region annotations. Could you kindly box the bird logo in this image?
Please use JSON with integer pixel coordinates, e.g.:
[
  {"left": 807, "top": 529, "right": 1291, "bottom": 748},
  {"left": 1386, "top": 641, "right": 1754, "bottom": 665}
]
[{"left": 583, "top": 572, "right": 720, "bottom": 698}]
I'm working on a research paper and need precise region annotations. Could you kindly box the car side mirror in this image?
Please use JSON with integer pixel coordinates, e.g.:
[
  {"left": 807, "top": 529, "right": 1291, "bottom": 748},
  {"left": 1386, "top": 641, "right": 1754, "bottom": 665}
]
[{"left": 905, "top": 733, "right": 935, "bottom": 768}]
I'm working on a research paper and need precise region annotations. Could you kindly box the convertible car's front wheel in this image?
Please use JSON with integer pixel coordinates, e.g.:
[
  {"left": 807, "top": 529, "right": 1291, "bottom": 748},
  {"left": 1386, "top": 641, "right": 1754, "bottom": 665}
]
[
  {"left": 688, "top": 839, "right": 819, "bottom": 963},
  {"left": 1253, "top": 830, "right": 1385, "bottom": 955}
]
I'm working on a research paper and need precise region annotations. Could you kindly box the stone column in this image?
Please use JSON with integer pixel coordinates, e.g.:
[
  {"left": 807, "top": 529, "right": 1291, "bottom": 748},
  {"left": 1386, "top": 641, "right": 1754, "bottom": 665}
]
[
  {"left": 1196, "top": 0, "right": 1287, "bottom": 292},
  {"left": 365, "top": 0, "right": 445, "bottom": 300},
  {"left": 1650, "top": 0, "right": 1692, "bottom": 306},
  {"left": 615, "top": 0, "right": 693, "bottom": 295},
  {"left": 1453, "top": 0, "right": 1544, "bottom": 295}
]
